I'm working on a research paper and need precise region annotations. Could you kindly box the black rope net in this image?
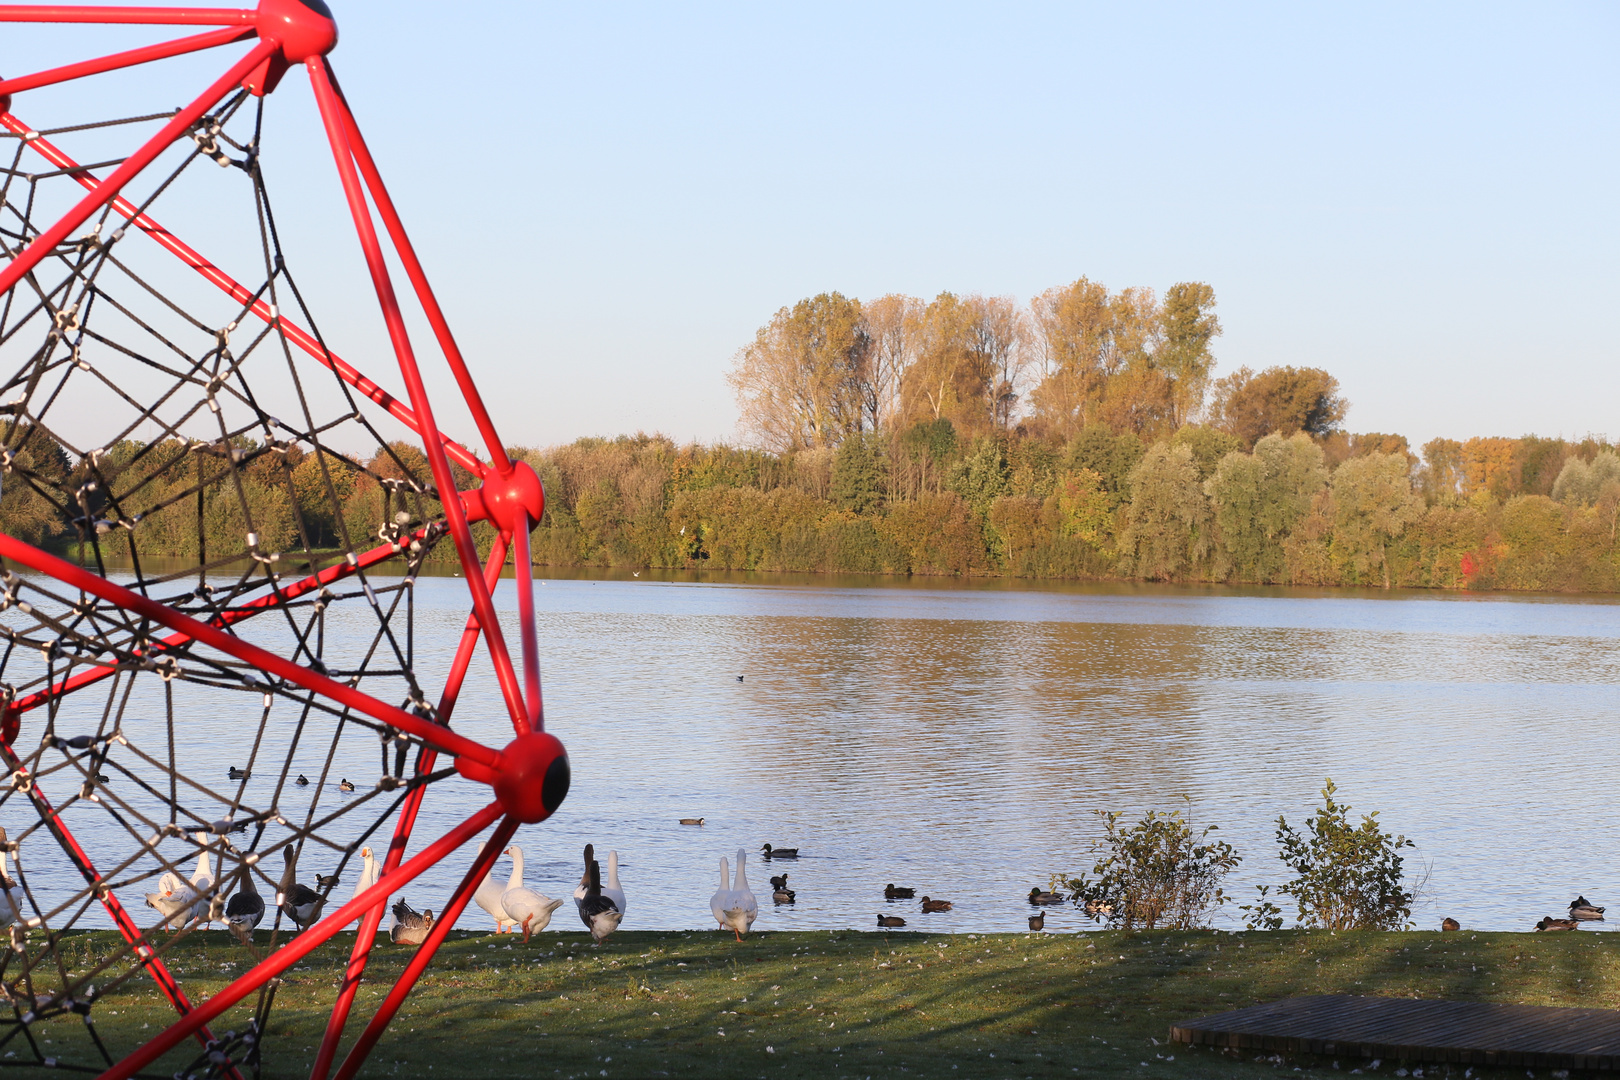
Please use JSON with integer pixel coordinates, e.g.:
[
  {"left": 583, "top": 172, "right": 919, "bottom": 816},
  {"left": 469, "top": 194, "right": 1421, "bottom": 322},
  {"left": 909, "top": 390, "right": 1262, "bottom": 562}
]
[{"left": 0, "top": 87, "right": 467, "bottom": 1076}]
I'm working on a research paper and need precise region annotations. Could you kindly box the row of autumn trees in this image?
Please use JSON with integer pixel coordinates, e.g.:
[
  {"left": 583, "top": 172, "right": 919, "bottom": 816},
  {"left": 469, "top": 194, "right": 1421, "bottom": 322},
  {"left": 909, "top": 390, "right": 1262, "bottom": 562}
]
[
  {"left": 512, "top": 277, "right": 1620, "bottom": 592},
  {"left": 4, "top": 276, "right": 1617, "bottom": 592}
]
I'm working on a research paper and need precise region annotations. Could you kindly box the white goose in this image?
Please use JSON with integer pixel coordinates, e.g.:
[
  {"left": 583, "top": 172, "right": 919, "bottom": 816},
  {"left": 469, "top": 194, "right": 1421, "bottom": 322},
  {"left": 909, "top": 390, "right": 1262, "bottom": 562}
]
[
  {"left": 721, "top": 848, "right": 757, "bottom": 941},
  {"left": 603, "top": 850, "right": 628, "bottom": 920},
  {"left": 0, "top": 848, "right": 19, "bottom": 930},
  {"left": 709, "top": 856, "right": 733, "bottom": 930},
  {"left": 187, "top": 841, "right": 215, "bottom": 927},
  {"left": 499, "top": 845, "right": 565, "bottom": 942},
  {"left": 350, "top": 846, "right": 377, "bottom": 902},
  {"left": 473, "top": 841, "right": 517, "bottom": 934}
]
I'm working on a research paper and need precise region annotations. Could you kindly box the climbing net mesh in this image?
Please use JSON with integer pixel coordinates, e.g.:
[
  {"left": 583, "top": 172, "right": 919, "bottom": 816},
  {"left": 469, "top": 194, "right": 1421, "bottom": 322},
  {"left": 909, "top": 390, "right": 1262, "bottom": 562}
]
[{"left": 0, "top": 51, "right": 492, "bottom": 1079}]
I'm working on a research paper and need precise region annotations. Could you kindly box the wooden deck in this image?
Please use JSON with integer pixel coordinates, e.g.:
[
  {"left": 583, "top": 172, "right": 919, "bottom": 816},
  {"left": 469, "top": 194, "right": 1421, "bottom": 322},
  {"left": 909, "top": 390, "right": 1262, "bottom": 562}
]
[{"left": 1171, "top": 995, "right": 1620, "bottom": 1071}]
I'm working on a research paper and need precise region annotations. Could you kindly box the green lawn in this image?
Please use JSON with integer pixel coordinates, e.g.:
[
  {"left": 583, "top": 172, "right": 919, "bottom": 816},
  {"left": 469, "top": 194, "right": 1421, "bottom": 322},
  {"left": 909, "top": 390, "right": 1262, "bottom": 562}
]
[{"left": 12, "top": 927, "right": 1619, "bottom": 1078}]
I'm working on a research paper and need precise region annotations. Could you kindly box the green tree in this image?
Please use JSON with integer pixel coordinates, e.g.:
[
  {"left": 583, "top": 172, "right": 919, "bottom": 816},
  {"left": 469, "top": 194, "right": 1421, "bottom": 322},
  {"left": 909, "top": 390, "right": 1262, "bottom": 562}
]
[
  {"left": 1208, "top": 433, "right": 1328, "bottom": 582},
  {"left": 1552, "top": 450, "right": 1620, "bottom": 506},
  {"left": 1329, "top": 452, "right": 1422, "bottom": 588},
  {"left": 1169, "top": 424, "right": 1242, "bottom": 481},
  {"left": 1064, "top": 425, "right": 1144, "bottom": 508},
  {"left": 830, "top": 433, "right": 883, "bottom": 514},
  {"left": 1157, "top": 282, "right": 1222, "bottom": 428},
  {"left": 946, "top": 437, "right": 1013, "bottom": 516},
  {"left": 899, "top": 417, "right": 957, "bottom": 496},
  {"left": 1119, "top": 443, "right": 1210, "bottom": 580}
]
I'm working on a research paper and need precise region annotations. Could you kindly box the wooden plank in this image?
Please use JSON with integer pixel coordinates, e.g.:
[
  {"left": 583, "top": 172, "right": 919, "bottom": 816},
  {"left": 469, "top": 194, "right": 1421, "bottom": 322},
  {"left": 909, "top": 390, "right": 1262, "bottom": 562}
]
[{"left": 1171, "top": 996, "right": 1620, "bottom": 1071}]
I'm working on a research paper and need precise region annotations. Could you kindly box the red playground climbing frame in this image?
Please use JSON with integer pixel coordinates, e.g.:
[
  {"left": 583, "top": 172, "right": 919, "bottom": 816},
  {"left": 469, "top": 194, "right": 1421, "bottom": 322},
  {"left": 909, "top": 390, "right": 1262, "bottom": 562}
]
[{"left": 0, "top": 1, "right": 568, "bottom": 1076}]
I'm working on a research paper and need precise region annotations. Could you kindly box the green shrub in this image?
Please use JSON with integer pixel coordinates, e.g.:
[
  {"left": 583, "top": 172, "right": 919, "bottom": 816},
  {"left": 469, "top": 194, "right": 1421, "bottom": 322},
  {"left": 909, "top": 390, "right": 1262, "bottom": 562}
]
[
  {"left": 1053, "top": 800, "right": 1240, "bottom": 931},
  {"left": 1272, "top": 779, "right": 1415, "bottom": 930}
]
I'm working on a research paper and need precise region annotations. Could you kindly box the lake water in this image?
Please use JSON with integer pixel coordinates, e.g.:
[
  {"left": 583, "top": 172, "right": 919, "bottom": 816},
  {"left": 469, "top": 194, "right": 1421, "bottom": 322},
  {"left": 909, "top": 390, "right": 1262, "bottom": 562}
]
[{"left": 13, "top": 572, "right": 1620, "bottom": 937}]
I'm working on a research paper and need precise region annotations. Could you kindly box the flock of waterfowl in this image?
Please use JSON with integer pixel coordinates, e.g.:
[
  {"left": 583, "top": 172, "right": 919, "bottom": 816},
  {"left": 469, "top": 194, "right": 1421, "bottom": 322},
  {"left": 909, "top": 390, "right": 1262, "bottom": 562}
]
[{"left": 1527, "top": 896, "right": 1606, "bottom": 933}]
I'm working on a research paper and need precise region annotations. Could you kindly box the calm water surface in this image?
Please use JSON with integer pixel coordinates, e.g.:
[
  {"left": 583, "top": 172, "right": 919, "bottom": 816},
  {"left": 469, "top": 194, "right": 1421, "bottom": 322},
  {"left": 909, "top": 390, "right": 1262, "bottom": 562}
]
[{"left": 21, "top": 574, "right": 1620, "bottom": 936}]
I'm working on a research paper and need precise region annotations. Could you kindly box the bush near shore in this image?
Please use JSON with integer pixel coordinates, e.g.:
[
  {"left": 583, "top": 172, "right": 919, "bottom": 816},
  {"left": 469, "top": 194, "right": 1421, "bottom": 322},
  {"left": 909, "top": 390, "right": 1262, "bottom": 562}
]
[{"left": 36, "top": 928, "right": 1620, "bottom": 1079}]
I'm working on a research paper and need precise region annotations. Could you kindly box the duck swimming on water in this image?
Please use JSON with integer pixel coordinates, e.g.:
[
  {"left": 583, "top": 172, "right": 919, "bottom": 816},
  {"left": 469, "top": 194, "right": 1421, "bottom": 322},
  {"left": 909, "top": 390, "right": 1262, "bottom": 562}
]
[
  {"left": 878, "top": 914, "right": 906, "bottom": 928},
  {"left": 295, "top": 774, "right": 310, "bottom": 787},
  {"left": 760, "top": 844, "right": 798, "bottom": 859},
  {"left": 338, "top": 778, "right": 356, "bottom": 793},
  {"left": 920, "top": 896, "right": 953, "bottom": 913},
  {"left": 1028, "top": 887, "right": 1063, "bottom": 905},
  {"left": 884, "top": 884, "right": 915, "bottom": 900}
]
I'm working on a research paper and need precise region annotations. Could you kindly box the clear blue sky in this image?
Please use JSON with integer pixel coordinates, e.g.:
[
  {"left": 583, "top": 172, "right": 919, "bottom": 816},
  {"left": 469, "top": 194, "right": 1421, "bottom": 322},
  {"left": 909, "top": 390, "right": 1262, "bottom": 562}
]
[{"left": 9, "top": 1, "right": 1619, "bottom": 453}]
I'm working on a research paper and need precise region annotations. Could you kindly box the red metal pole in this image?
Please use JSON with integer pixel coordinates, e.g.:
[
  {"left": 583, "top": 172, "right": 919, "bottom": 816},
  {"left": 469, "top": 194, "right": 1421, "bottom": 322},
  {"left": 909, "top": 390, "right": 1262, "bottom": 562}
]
[
  {"left": 330, "top": 83, "right": 511, "bottom": 476},
  {"left": 5, "top": 522, "right": 450, "bottom": 723},
  {"left": 308, "top": 535, "right": 508, "bottom": 1080},
  {"left": 331, "top": 816, "right": 519, "bottom": 1080},
  {"left": 0, "top": 746, "right": 235, "bottom": 1070},
  {"left": 0, "top": 113, "right": 490, "bottom": 478},
  {"left": 0, "top": 5, "right": 254, "bottom": 25},
  {"left": 0, "top": 37, "right": 277, "bottom": 299},
  {"left": 511, "top": 512, "right": 542, "bottom": 730},
  {"left": 98, "top": 800, "right": 505, "bottom": 1080},
  {"left": 305, "top": 56, "right": 526, "bottom": 732},
  {"left": 0, "top": 24, "right": 255, "bottom": 97},
  {"left": 0, "top": 532, "right": 501, "bottom": 768}
]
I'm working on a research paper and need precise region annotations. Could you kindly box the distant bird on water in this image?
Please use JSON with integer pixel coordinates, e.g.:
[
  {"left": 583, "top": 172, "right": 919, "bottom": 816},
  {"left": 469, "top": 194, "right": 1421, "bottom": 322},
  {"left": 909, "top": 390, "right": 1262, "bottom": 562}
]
[
  {"left": 295, "top": 774, "right": 310, "bottom": 787},
  {"left": 920, "top": 896, "right": 953, "bottom": 913},
  {"left": 1441, "top": 917, "right": 1460, "bottom": 931},
  {"left": 1028, "top": 887, "right": 1064, "bottom": 906},
  {"left": 736, "top": 676, "right": 744, "bottom": 682},
  {"left": 884, "top": 884, "right": 915, "bottom": 900},
  {"left": 877, "top": 914, "right": 906, "bottom": 928},
  {"left": 1570, "top": 896, "right": 1606, "bottom": 920},
  {"left": 761, "top": 844, "right": 798, "bottom": 859},
  {"left": 316, "top": 872, "right": 341, "bottom": 890},
  {"left": 1536, "top": 916, "right": 1580, "bottom": 932},
  {"left": 1028, "top": 911, "right": 1045, "bottom": 932},
  {"left": 679, "top": 818, "right": 705, "bottom": 826},
  {"left": 228, "top": 766, "right": 250, "bottom": 781},
  {"left": 769, "top": 873, "right": 789, "bottom": 891},
  {"left": 338, "top": 778, "right": 356, "bottom": 792}
]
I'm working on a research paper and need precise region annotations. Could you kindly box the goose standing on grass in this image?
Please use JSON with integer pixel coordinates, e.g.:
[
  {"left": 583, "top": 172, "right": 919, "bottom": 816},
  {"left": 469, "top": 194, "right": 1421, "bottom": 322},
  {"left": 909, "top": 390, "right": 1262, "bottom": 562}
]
[
  {"left": 350, "top": 846, "right": 377, "bottom": 902},
  {"left": 474, "top": 842, "right": 517, "bottom": 934},
  {"left": 144, "top": 871, "right": 194, "bottom": 929},
  {"left": 572, "top": 843, "right": 596, "bottom": 919},
  {"left": 603, "top": 851, "right": 628, "bottom": 920},
  {"left": 720, "top": 848, "right": 757, "bottom": 940},
  {"left": 500, "top": 845, "right": 566, "bottom": 942},
  {"left": 709, "top": 857, "right": 734, "bottom": 930},
  {"left": 0, "top": 847, "right": 20, "bottom": 930},
  {"left": 1570, "top": 896, "right": 1606, "bottom": 920},
  {"left": 278, "top": 847, "right": 323, "bottom": 930},
  {"left": 390, "top": 900, "right": 434, "bottom": 945},
  {"left": 188, "top": 840, "right": 215, "bottom": 927},
  {"left": 225, "top": 866, "right": 265, "bottom": 944},
  {"left": 579, "top": 859, "right": 622, "bottom": 943}
]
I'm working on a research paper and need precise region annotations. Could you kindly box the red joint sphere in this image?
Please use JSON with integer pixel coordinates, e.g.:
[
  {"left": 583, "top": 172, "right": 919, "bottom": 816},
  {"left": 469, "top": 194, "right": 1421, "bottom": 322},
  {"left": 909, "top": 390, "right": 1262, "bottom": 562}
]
[
  {"left": 474, "top": 461, "right": 546, "bottom": 535},
  {"left": 491, "top": 731, "right": 570, "bottom": 824},
  {"left": 255, "top": 0, "right": 339, "bottom": 63}
]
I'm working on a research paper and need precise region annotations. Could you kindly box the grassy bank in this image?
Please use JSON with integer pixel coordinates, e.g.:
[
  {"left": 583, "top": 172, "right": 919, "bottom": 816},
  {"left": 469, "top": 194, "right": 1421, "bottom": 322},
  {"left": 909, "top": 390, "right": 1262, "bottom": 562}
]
[{"left": 16, "top": 928, "right": 1620, "bottom": 1078}]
